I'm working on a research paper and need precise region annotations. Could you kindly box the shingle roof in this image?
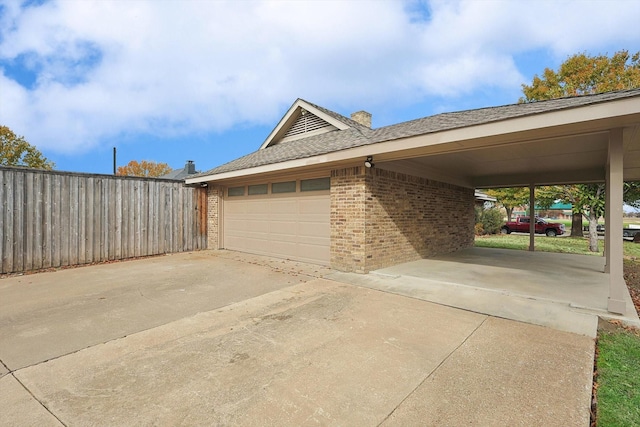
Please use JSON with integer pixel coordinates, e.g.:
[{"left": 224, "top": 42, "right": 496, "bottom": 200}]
[
  {"left": 193, "top": 89, "right": 640, "bottom": 179},
  {"left": 301, "top": 99, "right": 374, "bottom": 134}
]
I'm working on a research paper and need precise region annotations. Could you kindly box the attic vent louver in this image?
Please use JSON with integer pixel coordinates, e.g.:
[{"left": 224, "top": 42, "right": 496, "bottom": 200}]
[{"left": 283, "top": 111, "right": 331, "bottom": 139}]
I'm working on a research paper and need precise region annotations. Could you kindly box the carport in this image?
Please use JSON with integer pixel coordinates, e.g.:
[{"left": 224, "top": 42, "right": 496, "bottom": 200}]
[
  {"left": 346, "top": 92, "right": 640, "bottom": 316},
  {"left": 188, "top": 90, "right": 640, "bottom": 316}
]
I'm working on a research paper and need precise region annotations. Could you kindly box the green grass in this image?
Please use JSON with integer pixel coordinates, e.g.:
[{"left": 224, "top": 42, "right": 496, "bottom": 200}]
[
  {"left": 474, "top": 234, "right": 640, "bottom": 258},
  {"left": 596, "top": 330, "right": 640, "bottom": 426},
  {"left": 544, "top": 217, "right": 640, "bottom": 228}
]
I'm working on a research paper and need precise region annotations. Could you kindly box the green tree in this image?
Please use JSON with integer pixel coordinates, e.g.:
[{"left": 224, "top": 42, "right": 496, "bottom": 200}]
[
  {"left": 549, "top": 183, "right": 640, "bottom": 252},
  {"left": 521, "top": 50, "right": 640, "bottom": 251},
  {"left": 520, "top": 50, "right": 640, "bottom": 102},
  {"left": 0, "top": 125, "right": 54, "bottom": 169},
  {"left": 485, "top": 187, "right": 529, "bottom": 221},
  {"left": 537, "top": 185, "right": 585, "bottom": 237},
  {"left": 575, "top": 184, "right": 605, "bottom": 252},
  {"left": 116, "top": 160, "right": 172, "bottom": 177}
]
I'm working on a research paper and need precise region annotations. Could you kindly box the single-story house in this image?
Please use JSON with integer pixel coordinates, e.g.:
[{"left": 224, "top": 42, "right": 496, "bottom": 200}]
[
  {"left": 475, "top": 190, "right": 497, "bottom": 206},
  {"left": 536, "top": 202, "right": 573, "bottom": 220},
  {"left": 513, "top": 202, "right": 573, "bottom": 219},
  {"left": 160, "top": 160, "right": 199, "bottom": 180},
  {"left": 187, "top": 89, "right": 640, "bottom": 315}
]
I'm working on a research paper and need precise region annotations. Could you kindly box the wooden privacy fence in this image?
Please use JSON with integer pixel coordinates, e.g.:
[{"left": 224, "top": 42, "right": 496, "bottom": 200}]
[{"left": 0, "top": 167, "right": 207, "bottom": 275}]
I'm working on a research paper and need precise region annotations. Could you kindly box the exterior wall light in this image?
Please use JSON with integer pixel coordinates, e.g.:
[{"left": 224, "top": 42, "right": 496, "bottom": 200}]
[{"left": 364, "top": 156, "right": 374, "bottom": 168}]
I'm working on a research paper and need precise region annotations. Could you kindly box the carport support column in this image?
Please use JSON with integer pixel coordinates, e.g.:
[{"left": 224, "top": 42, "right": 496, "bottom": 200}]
[
  {"left": 606, "top": 128, "right": 627, "bottom": 315},
  {"left": 529, "top": 184, "right": 535, "bottom": 251}
]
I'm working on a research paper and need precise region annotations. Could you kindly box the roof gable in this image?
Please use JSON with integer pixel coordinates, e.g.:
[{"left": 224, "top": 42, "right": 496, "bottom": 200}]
[{"left": 259, "top": 99, "right": 356, "bottom": 149}]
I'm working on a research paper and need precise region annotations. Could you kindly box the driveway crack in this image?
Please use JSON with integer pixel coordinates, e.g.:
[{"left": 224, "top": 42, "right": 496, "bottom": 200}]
[
  {"left": 11, "top": 372, "right": 69, "bottom": 427},
  {"left": 377, "top": 316, "right": 490, "bottom": 426},
  {"left": 0, "top": 357, "right": 10, "bottom": 374}
]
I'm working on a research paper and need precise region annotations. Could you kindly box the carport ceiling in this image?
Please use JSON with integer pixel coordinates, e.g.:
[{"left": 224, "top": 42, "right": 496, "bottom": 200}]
[{"left": 378, "top": 123, "right": 640, "bottom": 189}]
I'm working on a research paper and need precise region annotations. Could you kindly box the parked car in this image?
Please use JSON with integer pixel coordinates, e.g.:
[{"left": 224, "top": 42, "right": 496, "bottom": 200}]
[
  {"left": 623, "top": 228, "right": 640, "bottom": 240},
  {"left": 501, "top": 216, "right": 565, "bottom": 237},
  {"left": 582, "top": 224, "right": 605, "bottom": 233}
]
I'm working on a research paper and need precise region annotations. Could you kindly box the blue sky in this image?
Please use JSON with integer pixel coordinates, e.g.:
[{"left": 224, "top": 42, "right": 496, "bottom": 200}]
[{"left": 1, "top": 0, "right": 639, "bottom": 175}]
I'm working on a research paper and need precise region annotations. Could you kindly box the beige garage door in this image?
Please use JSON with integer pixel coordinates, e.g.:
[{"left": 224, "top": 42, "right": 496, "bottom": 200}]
[{"left": 223, "top": 188, "right": 330, "bottom": 265}]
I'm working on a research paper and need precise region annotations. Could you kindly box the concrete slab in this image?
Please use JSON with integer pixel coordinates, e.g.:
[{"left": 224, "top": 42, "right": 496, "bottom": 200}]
[
  {"left": 377, "top": 247, "right": 610, "bottom": 310},
  {"left": 327, "top": 247, "right": 640, "bottom": 337},
  {"left": 0, "top": 251, "right": 323, "bottom": 371},
  {"left": 0, "top": 375, "right": 63, "bottom": 426},
  {"left": 15, "top": 280, "right": 487, "bottom": 426},
  {"left": 381, "top": 317, "right": 595, "bottom": 427},
  {"left": 330, "top": 269, "right": 599, "bottom": 336},
  {"left": 1, "top": 250, "right": 598, "bottom": 426}
]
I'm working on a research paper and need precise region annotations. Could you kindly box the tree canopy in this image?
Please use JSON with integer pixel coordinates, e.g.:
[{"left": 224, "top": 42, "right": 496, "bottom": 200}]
[
  {"left": 116, "top": 160, "right": 172, "bottom": 177},
  {"left": 484, "top": 187, "right": 529, "bottom": 221},
  {"left": 0, "top": 125, "right": 54, "bottom": 170},
  {"left": 520, "top": 50, "right": 640, "bottom": 103},
  {"left": 519, "top": 50, "right": 640, "bottom": 251}
]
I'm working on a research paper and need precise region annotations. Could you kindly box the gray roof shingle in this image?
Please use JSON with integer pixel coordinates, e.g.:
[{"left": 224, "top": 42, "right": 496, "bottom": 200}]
[{"left": 193, "top": 89, "right": 640, "bottom": 179}]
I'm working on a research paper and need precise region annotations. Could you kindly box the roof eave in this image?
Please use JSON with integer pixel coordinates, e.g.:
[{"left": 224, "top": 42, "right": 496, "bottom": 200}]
[{"left": 186, "top": 93, "right": 640, "bottom": 185}]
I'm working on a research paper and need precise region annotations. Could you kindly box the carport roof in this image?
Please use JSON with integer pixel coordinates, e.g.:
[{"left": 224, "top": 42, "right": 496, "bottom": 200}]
[{"left": 188, "top": 89, "right": 640, "bottom": 186}]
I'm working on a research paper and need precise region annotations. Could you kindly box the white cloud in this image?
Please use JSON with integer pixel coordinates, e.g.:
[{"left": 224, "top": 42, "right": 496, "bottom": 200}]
[{"left": 0, "top": 0, "right": 638, "bottom": 153}]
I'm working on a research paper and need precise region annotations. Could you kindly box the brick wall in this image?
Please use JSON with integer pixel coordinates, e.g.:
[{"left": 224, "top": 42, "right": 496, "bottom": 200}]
[
  {"left": 207, "top": 185, "right": 221, "bottom": 250},
  {"left": 330, "top": 166, "right": 475, "bottom": 272},
  {"left": 330, "top": 167, "right": 367, "bottom": 272}
]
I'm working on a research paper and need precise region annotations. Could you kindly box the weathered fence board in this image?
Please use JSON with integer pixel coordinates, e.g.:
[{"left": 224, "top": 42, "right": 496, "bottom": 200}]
[{"left": 0, "top": 167, "right": 207, "bottom": 274}]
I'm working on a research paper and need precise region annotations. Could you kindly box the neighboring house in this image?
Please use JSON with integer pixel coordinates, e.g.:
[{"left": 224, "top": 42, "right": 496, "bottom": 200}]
[
  {"left": 161, "top": 160, "right": 198, "bottom": 180},
  {"left": 513, "top": 202, "right": 573, "bottom": 220},
  {"left": 187, "top": 90, "right": 640, "bottom": 315},
  {"left": 536, "top": 203, "right": 572, "bottom": 220},
  {"left": 475, "top": 190, "right": 496, "bottom": 207}
]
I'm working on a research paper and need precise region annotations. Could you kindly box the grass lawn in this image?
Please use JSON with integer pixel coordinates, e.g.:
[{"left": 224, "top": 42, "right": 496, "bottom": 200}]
[
  {"left": 474, "top": 234, "right": 640, "bottom": 258},
  {"left": 474, "top": 233, "right": 640, "bottom": 427},
  {"left": 596, "top": 327, "right": 640, "bottom": 426}
]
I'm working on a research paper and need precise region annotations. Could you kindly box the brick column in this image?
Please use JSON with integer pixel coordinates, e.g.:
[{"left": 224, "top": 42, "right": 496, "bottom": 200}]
[
  {"left": 330, "top": 167, "right": 367, "bottom": 272},
  {"left": 207, "top": 185, "right": 221, "bottom": 250}
]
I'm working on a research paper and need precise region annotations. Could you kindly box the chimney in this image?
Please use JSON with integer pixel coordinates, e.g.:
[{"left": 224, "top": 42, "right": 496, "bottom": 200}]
[
  {"left": 185, "top": 160, "right": 196, "bottom": 175},
  {"left": 351, "top": 110, "right": 372, "bottom": 128}
]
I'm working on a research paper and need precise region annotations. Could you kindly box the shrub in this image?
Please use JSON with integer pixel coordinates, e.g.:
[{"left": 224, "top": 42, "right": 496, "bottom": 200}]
[{"left": 476, "top": 207, "right": 504, "bottom": 235}]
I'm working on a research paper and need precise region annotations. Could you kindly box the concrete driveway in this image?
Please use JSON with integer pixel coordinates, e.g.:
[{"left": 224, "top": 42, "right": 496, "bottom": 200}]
[{"left": 1, "top": 250, "right": 594, "bottom": 426}]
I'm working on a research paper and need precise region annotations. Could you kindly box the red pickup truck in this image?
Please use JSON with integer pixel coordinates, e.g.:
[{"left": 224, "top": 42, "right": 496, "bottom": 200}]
[{"left": 500, "top": 216, "right": 565, "bottom": 237}]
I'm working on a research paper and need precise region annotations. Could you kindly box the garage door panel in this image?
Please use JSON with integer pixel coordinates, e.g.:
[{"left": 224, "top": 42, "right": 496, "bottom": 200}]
[
  {"left": 269, "top": 221, "right": 297, "bottom": 236},
  {"left": 225, "top": 236, "right": 268, "bottom": 251},
  {"left": 269, "top": 199, "right": 299, "bottom": 213},
  {"left": 298, "top": 222, "right": 329, "bottom": 238},
  {"left": 268, "top": 241, "right": 298, "bottom": 255},
  {"left": 297, "top": 243, "right": 329, "bottom": 263},
  {"left": 224, "top": 192, "right": 330, "bottom": 265},
  {"left": 299, "top": 197, "right": 329, "bottom": 214},
  {"left": 224, "top": 202, "right": 247, "bottom": 214},
  {"left": 245, "top": 222, "right": 270, "bottom": 233}
]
